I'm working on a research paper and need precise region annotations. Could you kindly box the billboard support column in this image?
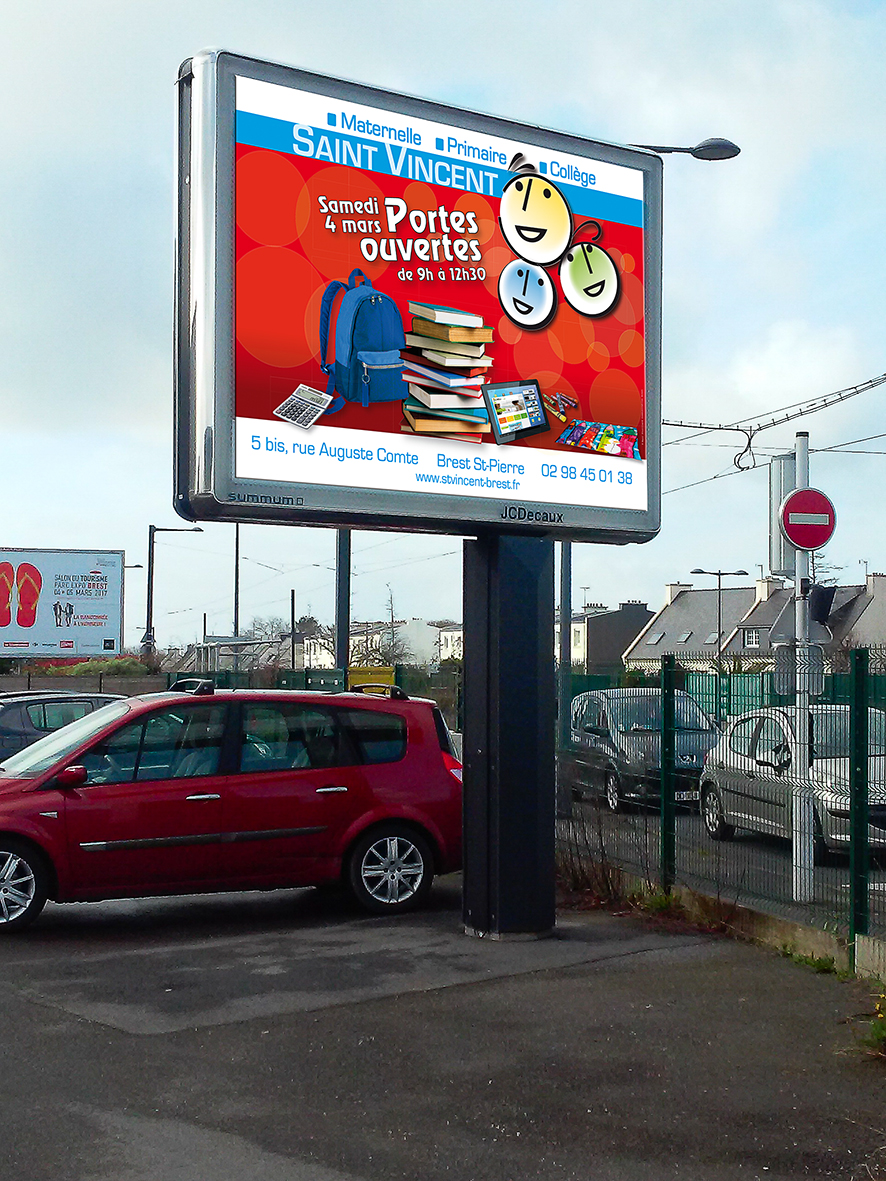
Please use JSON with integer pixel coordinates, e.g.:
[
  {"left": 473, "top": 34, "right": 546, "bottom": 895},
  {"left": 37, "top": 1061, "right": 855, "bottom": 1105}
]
[
  {"left": 335, "top": 529, "right": 351, "bottom": 674},
  {"left": 463, "top": 534, "right": 556, "bottom": 938}
]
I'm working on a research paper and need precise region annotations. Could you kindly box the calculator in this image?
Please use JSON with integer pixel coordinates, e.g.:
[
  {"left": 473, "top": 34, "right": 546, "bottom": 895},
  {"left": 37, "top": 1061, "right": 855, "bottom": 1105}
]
[{"left": 273, "top": 385, "right": 333, "bottom": 429}]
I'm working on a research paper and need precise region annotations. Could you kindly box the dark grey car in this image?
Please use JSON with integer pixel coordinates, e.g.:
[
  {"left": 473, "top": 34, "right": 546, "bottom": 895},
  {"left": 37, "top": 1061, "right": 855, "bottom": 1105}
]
[
  {"left": 561, "top": 688, "right": 719, "bottom": 811},
  {"left": 0, "top": 692, "right": 124, "bottom": 759}
]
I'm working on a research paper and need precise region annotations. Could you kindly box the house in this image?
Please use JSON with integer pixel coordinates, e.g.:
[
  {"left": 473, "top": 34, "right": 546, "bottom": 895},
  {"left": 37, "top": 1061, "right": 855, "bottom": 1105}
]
[
  {"left": 555, "top": 601, "right": 654, "bottom": 672},
  {"left": 623, "top": 574, "right": 886, "bottom": 672}
]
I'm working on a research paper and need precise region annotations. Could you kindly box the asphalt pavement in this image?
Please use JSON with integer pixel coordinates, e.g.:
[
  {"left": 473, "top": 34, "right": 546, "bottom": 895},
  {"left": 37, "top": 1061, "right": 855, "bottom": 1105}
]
[{"left": 2, "top": 877, "right": 886, "bottom": 1181}]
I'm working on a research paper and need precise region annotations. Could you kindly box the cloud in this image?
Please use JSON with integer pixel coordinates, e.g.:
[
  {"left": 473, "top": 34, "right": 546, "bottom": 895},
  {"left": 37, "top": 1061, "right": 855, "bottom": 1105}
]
[{"left": 1, "top": 0, "right": 885, "bottom": 642}]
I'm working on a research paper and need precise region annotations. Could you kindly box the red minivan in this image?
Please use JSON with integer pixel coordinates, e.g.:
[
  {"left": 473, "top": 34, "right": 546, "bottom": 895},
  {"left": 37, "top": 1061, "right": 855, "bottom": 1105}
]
[{"left": 0, "top": 685, "right": 462, "bottom": 931}]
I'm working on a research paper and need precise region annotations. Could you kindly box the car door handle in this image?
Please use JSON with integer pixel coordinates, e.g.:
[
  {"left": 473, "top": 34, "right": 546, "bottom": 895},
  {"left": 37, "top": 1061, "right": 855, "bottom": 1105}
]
[
  {"left": 185, "top": 793, "right": 221, "bottom": 801},
  {"left": 316, "top": 785, "right": 348, "bottom": 794}
]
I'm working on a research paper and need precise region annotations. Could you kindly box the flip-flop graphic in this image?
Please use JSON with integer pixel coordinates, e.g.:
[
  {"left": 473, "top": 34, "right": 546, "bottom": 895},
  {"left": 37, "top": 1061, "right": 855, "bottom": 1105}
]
[
  {"left": 15, "top": 564, "right": 42, "bottom": 628},
  {"left": 0, "top": 563, "right": 13, "bottom": 627}
]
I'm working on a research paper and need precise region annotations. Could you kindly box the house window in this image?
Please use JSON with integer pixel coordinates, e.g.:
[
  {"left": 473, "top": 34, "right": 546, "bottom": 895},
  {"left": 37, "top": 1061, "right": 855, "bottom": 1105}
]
[
  {"left": 677, "top": 631, "right": 692, "bottom": 644},
  {"left": 744, "top": 628, "right": 761, "bottom": 648},
  {"left": 704, "top": 632, "right": 719, "bottom": 645},
  {"left": 647, "top": 632, "right": 665, "bottom": 645}
]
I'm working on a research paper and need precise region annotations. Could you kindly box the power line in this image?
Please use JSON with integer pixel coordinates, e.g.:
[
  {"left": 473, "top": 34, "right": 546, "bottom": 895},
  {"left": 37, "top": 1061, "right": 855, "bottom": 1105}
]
[
  {"left": 663, "top": 371, "right": 886, "bottom": 441},
  {"left": 664, "top": 427, "right": 886, "bottom": 495}
]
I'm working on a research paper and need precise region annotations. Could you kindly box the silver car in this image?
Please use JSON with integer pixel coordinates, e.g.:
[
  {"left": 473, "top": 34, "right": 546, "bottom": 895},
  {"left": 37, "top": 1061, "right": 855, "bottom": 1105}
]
[{"left": 699, "top": 705, "right": 886, "bottom": 856}]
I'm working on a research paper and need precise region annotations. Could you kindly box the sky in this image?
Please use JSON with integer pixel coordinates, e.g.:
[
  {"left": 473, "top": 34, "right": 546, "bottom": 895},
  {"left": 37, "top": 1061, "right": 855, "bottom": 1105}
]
[{"left": 2, "top": 0, "right": 885, "bottom": 650}]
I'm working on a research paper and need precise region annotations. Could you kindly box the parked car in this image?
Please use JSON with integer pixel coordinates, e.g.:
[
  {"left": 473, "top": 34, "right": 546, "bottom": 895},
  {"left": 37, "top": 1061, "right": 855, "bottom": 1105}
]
[
  {"left": 699, "top": 705, "right": 886, "bottom": 856},
  {"left": 0, "top": 691, "right": 124, "bottom": 759},
  {"left": 0, "top": 686, "right": 462, "bottom": 931},
  {"left": 561, "top": 688, "right": 719, "bottom": 811}
]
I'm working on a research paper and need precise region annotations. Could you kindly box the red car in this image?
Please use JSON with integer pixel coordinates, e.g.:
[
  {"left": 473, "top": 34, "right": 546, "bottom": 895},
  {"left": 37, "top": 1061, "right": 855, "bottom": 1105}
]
[{"left": 0, "top": 685, "right": 462, "bottom": 931}]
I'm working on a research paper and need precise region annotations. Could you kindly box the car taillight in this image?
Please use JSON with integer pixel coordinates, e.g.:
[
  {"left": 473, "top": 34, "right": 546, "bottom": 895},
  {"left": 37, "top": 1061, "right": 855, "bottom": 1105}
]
[{"left": 442, "top": 751, "right": 462, "bottom": 783}]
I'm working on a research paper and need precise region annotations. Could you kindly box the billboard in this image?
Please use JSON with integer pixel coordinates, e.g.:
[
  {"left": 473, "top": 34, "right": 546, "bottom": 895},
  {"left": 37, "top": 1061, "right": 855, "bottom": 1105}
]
[
  {"left": 176, "top": 51, "right": 662, "bottom": 541},
  {"left": 0, "top": 550, "right": 123, "bottom": 658}
]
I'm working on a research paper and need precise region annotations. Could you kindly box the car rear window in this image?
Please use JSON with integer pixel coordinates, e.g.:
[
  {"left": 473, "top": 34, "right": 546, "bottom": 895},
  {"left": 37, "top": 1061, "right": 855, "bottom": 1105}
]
[
  {"left": 27, "top": 700, "right": 93, "bottom": 731},
  {"left": 433, "top": 708, "right": 456, "bottom": 757},
  {"left": 343, "top": 709, "right": 407, "bottom": 764}
]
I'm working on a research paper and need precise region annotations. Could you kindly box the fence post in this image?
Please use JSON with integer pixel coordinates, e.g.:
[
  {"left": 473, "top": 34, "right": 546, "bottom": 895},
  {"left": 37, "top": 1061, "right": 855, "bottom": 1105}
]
[
  {"left": 660, "top": 654, "right": 676, "bottom": 893},
  {"left": 849, "top": 648, "right": 869, "bottom": 959}
]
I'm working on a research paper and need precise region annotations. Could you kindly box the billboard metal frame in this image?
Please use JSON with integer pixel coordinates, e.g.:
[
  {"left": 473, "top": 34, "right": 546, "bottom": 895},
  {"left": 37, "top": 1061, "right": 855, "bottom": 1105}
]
[{"left": 175, "top": 50, "right": 663, "bottom": 543}]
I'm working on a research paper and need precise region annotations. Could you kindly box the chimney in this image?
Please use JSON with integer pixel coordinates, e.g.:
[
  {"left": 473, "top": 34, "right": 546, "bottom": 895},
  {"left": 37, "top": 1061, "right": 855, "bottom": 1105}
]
[
  {"left": 755, "top": 576, "right": 783, "bottom": 602},
  {"left": 867, "top": 573, "right": 886, "bottom": 596},
  {"left": 665, "top": 583, "right": 692, "bottom": 605}
]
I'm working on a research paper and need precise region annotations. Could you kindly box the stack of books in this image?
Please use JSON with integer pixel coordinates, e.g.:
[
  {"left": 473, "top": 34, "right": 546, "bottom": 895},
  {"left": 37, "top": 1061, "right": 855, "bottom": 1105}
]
[{"left": 399, "top": 302, "right": 494, "bottom": 443}]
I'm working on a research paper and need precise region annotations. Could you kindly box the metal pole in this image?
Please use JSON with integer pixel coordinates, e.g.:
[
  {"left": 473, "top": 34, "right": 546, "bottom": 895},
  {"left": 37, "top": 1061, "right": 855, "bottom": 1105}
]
[
  {"left": 141, "top": 525, "right": 157, "bottom": 656},
  {"left": 233, "top": 523, "right": 241, "bottom": 677},
  {"left": 716, "top": 571, "right": 722, "bottom": 725},
  {"left": 660, "top": 654, "right": 677, "bottom": 892},
  {"left": 463, "top": 534, "right": 556, "bottom": 936},
  {"left": 849, "top": 648, "right": 870, "bottom": 952},
  {"left": 792, "top": 431, "right": 815, "bottom": 902},
  {"left": 290, "top": 589, "right": 296, "bottom": 672},
  {"left": 233, "top": 523, "right": 240, "bottom": 638},
  {"left": 559, "top": 542, "right": 572, "bottom": 748},
  {"left": 335, "top": 528, "right": 351, "bottom": 676}
]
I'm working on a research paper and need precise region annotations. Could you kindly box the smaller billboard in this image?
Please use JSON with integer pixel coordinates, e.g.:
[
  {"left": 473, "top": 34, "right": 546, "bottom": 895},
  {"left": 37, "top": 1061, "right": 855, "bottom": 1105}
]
[{"left": 0, "top": 549, "right": 124, "bottom": 658}]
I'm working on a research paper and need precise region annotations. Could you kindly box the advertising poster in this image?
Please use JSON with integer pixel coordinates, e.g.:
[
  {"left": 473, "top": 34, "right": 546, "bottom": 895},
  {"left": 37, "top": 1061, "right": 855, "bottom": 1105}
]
[
  {"left": 0, "top": 550, "right": 123, "bottom": 657},
  {"left": 232, "top": 76, "right": 651, "bottom": 517}
]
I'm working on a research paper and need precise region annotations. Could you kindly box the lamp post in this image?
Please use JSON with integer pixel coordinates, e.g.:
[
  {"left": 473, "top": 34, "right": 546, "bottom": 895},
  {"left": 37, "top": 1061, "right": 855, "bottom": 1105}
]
[
  {"left": 690, "top": 568, "right": 748, "bottom": 723},
  {"left": 140, "top": 525, "right": 203, "bottom": 658},
  {"left": 631, "top": 137, "right": 740, "bottom": 160}
]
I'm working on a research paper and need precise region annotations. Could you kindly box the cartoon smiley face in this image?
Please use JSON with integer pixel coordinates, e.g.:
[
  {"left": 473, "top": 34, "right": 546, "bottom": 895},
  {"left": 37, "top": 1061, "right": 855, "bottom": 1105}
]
[
  {"left": 498, "top": 259, "right": 557, "bottom": 330},
  {"left": 498, "top": 175, "right": 572, "bottom": 266},
  {"left": 559, "top": 242, "right": 620, "bottom": 317}
]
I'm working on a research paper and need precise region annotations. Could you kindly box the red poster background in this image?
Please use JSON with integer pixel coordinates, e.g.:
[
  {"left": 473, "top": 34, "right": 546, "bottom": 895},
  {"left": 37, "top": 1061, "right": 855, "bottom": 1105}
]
[{"left": 235, "top": 146, "right": 646, "bottom": 456}]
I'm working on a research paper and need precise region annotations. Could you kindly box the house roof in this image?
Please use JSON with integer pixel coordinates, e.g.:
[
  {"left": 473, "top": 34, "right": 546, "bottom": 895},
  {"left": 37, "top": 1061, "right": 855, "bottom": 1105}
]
[{"left": 624, "top": 586, "right": 757, "bottom": 661}]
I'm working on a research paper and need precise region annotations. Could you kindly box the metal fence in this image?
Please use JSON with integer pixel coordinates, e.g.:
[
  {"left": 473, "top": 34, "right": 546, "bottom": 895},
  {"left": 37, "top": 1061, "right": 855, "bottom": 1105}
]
[{"left": 558, "top": 649, "right": 886, "bottom": 950}]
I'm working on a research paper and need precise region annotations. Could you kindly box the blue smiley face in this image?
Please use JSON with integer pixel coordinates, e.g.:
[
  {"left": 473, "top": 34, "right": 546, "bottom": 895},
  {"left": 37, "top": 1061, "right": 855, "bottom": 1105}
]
[{"left": 497, "top": 259, "right": 557, "bottom": 330}]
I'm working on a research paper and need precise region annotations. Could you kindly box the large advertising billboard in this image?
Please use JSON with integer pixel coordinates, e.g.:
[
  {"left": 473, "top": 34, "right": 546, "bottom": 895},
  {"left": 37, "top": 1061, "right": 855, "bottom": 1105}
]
[
  {"left": 0, "top": 550, "right": 123, "bottom": 658},
  {"left": 176, "top": 52, "right": 662, "bottom": 541}
]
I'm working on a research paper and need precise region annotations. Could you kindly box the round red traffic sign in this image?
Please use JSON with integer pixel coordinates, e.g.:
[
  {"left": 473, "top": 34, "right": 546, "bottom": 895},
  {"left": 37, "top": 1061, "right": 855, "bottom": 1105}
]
[{"left": 779, "top": 487, "right": 836, "bottom": 550}]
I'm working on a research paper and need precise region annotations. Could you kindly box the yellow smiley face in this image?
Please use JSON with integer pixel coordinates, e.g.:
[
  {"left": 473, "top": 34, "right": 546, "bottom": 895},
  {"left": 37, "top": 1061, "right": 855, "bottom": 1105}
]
[{"left": 498, "top": 175, "right": 572, "bottom": 266}]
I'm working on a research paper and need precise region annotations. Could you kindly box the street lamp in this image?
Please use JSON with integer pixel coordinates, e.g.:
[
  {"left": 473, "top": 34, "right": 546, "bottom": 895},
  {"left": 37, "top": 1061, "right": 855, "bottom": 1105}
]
[
  {"left": 690, "top": 568, "right": 749, "bottom": 723},
  {"left": 631, "top": 137, "right": 741, "bottom": 160},
  {"left": 140, "top": 525, "right": 203, "bottom": 657}
]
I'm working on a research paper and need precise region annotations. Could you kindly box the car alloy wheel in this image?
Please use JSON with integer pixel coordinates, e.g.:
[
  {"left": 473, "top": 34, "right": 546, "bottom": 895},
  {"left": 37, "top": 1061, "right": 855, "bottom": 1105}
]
[
  {"left": 348, "top": 825, "right": 434, "bottom": 915},
  {"left": 604, "top": 772, "right": 623, "bottom": 814},
  {"left": 0, "top": 841, "right": 49, "bottom": 932},
  {"left": 701, "top": 786, "right": 734, "bottom": 842}
]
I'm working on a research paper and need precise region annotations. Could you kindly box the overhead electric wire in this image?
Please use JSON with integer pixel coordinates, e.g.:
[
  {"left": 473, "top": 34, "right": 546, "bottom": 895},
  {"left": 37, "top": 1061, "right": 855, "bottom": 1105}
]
[{"left": 663, "top": 371, "right": 886, "bottom": 444}]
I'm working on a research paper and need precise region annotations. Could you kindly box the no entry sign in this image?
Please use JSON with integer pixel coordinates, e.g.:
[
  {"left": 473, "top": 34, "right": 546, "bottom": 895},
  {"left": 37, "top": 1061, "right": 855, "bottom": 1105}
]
[{"left": 779, "top": 487, "right": 836, "bottom": 550}]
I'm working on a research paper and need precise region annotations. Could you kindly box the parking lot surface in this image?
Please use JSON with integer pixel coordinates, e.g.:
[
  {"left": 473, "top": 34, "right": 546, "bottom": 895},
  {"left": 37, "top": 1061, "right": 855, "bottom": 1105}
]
[{"left": 3, "top": 877, "right": 886, "bottom": 1180}]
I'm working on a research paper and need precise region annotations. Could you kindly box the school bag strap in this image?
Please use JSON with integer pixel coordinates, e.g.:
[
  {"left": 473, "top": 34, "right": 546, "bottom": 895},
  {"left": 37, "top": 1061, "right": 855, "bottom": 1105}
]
[
  {"left": 348, "top": 268, "right": 371, "bottom": 289},
  {"left": 318, "top": 280, "right": 347, "bottom": 413}
]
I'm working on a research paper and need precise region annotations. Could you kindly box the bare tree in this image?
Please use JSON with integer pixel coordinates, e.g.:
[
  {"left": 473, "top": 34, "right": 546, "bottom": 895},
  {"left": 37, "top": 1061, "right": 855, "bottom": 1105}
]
[{"left": 245, "top": 615, "right": 288, "bottom": 640}]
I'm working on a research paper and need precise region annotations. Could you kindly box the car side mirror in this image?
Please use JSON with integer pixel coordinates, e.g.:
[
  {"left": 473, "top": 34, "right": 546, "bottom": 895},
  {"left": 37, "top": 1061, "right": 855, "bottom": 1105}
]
[
  {"left": 756, "top": 756, "right": 790, "bottom": 774},
  {"left": 52, "top": 764, "right": 87, "bottom": 788}
]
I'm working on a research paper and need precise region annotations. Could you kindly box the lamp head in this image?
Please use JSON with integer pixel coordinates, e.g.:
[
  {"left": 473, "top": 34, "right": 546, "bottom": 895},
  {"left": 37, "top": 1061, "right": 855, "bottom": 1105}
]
[{"left": 690, "top": 138, "right": 740, "bottom": 161}]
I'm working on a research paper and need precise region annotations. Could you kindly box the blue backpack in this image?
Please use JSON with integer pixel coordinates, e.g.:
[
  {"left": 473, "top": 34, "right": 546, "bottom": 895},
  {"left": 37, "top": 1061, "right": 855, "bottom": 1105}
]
[{"left": 318, "top": 269, "right": 406, "bottom": 415}]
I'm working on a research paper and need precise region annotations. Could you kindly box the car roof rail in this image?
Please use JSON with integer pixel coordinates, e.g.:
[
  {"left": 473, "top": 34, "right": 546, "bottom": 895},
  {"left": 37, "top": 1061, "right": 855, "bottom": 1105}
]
[
  {"left": 348, "top": 683, "right": 409, "bottom": 701},
  {"left": 170, "top": 678, "right": 216, "bottom": 696}
]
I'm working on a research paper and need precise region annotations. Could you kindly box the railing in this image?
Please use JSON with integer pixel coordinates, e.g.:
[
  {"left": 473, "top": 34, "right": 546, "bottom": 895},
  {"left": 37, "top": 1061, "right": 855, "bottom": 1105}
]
[{"left": 558, "top": 648, "right": 886, "bottom": 952}]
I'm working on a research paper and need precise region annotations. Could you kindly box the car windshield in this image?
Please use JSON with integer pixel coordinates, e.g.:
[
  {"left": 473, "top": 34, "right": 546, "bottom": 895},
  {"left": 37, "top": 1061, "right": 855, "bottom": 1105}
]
[
  {"left": 812, "top": 708, "right": 886, "bottom": 759},
  {"left": 0, "top": 701, "right": 131, "bottom": 778},
  {"left": 610, "top": 694, "right": 713, "bottom": 733}
]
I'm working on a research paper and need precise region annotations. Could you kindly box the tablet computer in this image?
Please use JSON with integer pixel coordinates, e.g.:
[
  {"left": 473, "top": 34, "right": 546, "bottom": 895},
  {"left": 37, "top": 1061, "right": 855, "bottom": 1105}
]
[{"left": 482, "top": 380, "right": 552, "bottom": 445}]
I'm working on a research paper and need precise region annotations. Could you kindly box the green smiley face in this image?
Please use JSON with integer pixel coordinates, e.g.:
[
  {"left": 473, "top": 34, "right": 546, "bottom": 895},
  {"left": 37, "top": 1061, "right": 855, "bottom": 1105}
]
[{"left": 559, "top": 242, "right": 620, "bottom": 317}]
